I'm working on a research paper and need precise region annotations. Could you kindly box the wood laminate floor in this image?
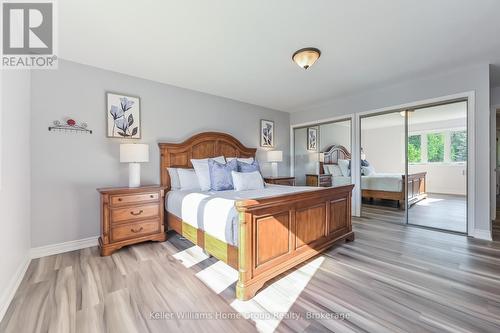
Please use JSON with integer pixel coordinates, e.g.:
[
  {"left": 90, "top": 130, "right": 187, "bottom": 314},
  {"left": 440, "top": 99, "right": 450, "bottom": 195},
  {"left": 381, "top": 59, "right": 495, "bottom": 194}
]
[
  {"left": 2, "top": 218, "right": 500, "bottom": 333},
  {"left": 362, "top": 194, "right": 467, "bottom": 233}
]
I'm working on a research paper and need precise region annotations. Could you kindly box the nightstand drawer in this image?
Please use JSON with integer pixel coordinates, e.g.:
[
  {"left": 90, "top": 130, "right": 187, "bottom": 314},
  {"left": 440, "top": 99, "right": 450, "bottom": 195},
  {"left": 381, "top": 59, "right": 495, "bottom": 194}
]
[
  {"left": 111, "top": 203, "right": 160, "bottom": 223},
  {"left": 111, "top": 220, "right": 160, "bottom": 242},
  {"left": 110, "top": 192, "right": 159, "bottom": 206}
]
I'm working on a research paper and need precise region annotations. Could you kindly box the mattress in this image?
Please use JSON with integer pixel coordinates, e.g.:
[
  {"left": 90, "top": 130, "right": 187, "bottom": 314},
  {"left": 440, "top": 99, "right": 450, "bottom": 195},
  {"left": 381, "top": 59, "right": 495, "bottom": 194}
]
[
  {"left": 361, "top": 173, "right": 403, "bottom": 192},
  {"left": 332, "top": 176, "right": 352, "bottom": 187},
  {"left": 165, "top": 184, "right": 318, "bottom": 246}
]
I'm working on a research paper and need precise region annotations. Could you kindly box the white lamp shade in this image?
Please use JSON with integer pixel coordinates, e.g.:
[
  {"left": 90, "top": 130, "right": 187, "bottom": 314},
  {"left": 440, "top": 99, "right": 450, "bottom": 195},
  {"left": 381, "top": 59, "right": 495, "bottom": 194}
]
[
  {"left": 267, "top": 150, "right": 283, "bottom": 162},
  {"left": 318, "top": 153, "right": 325, "bottom": 163},
  {"left": 120, "top": 144, "right": 149, "bottom": 163}
]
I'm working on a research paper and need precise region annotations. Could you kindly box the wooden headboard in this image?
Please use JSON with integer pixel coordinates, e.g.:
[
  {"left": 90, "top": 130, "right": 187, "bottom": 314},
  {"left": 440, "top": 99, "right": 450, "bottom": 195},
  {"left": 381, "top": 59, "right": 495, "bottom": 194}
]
[
  {"left": 158, "top": 132, "right": 257, "bottom": 188},
  {"left": 320, "top": 145, "right": 351, "bottom": 174}
]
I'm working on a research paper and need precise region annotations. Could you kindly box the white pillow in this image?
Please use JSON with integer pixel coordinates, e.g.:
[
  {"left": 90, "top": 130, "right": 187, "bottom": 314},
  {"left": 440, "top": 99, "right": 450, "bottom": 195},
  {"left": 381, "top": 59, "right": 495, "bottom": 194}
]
[
  {"left": 338, "top": 159, "right": 351, "bottom": 177},
  {"left": 323, "top": 164, "right": 331, "bottom": 175},
  {"left": 191, "top": 156, "right": 225, "bottom": 191},
  {"left": 231, "top": 171, "right": 264, "bottom": 191},
  {"left": 324, "top": 164, "right": 343, "bottom": 177},
  {"left": 362, "top": 165, "right": 376, "bottom": 176},
  {"left": 226, "top": 157, "right": 254, "bottom": 164},
  {"left": 177, "top": 168, "right": 200, "bottom": 190},
  {"left": 167, "top": 167, "right": 181, "bottom": 189}
]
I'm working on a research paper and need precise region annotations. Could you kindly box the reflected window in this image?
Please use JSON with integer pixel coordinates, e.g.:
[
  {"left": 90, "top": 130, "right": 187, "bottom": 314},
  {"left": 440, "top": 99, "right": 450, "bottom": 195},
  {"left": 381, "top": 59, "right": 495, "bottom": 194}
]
[
  {"left": 427, "top": 133, "right": 445, "bottom": 162},
  {"left": 408, "top": 135, "right": 421, "bottom": 163},
  {"left": 451, "top": 130, "right": 467, "bottom": 162}
]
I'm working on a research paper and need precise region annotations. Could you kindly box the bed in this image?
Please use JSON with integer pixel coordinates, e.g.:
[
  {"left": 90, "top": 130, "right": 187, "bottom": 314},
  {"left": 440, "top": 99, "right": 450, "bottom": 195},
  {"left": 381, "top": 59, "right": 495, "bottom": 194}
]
[
  {"left": 320, "top": 145, "right": 426, "bottom": 209},
  {"left": 159, "top": 132, "right": 354, "bottom": 300}
]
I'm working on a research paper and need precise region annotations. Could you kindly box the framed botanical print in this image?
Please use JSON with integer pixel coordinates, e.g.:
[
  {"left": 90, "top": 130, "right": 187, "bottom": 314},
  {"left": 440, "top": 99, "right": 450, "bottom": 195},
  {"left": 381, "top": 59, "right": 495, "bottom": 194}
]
[
  {"left": 307, "top": 127, "right": 318, "bottom": 151},
  {"left": 106, "top": 92, "right": 141, "bottom": 138},
  {"left": 260, "top": 119, "right": 274, "bottom": 147}
]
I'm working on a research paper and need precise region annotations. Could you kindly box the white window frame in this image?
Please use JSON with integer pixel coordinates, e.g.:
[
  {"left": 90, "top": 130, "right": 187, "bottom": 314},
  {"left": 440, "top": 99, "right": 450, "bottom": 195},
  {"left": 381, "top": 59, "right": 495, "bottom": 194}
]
[{"left": 408, "top": 127, "right": 467, "bottom": 165}]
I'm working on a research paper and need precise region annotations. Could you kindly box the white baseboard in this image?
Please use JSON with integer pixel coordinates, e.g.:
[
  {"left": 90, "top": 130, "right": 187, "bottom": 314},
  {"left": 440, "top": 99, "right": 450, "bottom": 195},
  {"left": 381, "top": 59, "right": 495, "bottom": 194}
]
[
  {"left": 472, "top": 229, "right": 492, "bottom": 241},
  {"left": 0, "top": 254, "right": 31, "bottom": 322},
  {"left": 0, "top": 237, "right": 99, "bottom": 322},
  {"left": 30, "top": 236, "right": 99, "bottom": 259}
]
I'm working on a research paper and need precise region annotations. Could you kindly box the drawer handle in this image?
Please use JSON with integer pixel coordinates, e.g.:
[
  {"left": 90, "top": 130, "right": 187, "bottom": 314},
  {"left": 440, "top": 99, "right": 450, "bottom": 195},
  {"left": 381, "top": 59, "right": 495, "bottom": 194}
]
[
  {"left": 118, "top": 198, "right": 122, "bottom": 201},
  {"left": 150, "top": 195, "right": 154, "bottom": 198},
  {"left": 131, "top": 227, "right": 144, "bottom": 233},
  {"left": 130, "top": 210, "right": 143, "bottom": 216}
]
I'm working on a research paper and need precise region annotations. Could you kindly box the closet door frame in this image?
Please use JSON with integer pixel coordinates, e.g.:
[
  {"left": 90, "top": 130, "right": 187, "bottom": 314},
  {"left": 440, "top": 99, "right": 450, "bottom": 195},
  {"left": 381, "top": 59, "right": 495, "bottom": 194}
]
[
  {"left": 290, "top": 91, "right": 475, "bottom": 237},
  {"left": 355, "top": 91, "right": 475, "bottom": 236}
]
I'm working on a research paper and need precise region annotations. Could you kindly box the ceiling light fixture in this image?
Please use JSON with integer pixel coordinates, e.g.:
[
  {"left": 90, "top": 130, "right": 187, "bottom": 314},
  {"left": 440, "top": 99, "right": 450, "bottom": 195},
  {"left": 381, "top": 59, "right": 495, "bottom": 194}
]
[{"left": 292, "top": 47, "right": 321, "bottom": 69}]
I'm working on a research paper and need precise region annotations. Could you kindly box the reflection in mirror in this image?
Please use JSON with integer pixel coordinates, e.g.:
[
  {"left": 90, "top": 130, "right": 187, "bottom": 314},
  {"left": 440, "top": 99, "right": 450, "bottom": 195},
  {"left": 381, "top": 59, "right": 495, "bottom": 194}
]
[
  {"left": 360, "top": 112, "right": 405, "bottom": 224},
  {"left": 407, "top": 101, "right": 467, "bottom": 233},
  {"left": 293, "top": 119, "right": 351, "bottom": 187}
]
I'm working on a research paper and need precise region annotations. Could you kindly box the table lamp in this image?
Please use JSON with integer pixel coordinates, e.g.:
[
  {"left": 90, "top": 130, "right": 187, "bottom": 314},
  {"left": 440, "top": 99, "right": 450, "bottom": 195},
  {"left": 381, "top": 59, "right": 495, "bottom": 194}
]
[
  {"left": 267, "top": 150, "right": 283, "bottom": 178},
  {"left": 120, "top": 143, "right": 149, "bottom": 187}
]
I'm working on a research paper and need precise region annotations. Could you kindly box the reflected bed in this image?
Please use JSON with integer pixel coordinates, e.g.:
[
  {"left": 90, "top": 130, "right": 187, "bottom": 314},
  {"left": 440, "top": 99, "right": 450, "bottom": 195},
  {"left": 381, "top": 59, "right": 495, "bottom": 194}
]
[{"left": 320, "top": 144, "right": 427, "bottom": 209}]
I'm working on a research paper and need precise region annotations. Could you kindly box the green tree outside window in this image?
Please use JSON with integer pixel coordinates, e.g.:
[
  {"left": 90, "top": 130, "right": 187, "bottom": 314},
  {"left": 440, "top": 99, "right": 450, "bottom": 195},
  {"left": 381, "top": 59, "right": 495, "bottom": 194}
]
[
  {"left": 427, "top": 133, "right": 444, "bottom": 162},
  {"left": 451, "top": 130, "right": 467, "bottom": 162},
  {"left": 408, "top": 135, "right": 421, "bottom": 163}
]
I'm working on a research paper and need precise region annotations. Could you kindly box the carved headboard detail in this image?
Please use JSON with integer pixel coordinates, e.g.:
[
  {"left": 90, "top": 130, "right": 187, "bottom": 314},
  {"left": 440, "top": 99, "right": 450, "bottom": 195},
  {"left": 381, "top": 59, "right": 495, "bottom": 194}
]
[
  {"left": 320, "top": 145, "right": 351, "bottom": 174},
  {"left": 158, "top": 132, "right": 257, "bottom": 188}
]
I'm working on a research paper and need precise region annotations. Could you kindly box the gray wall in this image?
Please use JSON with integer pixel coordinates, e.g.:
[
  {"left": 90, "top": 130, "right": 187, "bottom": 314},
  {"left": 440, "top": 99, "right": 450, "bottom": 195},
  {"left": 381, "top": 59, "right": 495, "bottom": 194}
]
[
  {"left": 291, "top": 63, "right": 492, "bottom": 235},
  {"left": 31, "top": 60, "right": 290, "bottom": 247},
  {"left": 319, "top": 121, "right": 351, "bottom": 152},
  {"left": 492, "top": 86, "right": 500, "bottom": 107},
  {"left": 293, "top": 127, "right": 316, "bottom": 185},
  {"left": 0, "top": 70, "right": 31, "bottom": 315}
]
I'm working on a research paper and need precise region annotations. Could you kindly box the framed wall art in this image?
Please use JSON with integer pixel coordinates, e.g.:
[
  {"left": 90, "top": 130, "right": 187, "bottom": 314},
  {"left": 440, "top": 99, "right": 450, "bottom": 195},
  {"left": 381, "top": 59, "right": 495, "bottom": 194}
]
[
  {"left": 307, "top": 126, "right": 318, "bottom": 151},
  {"left": 107, "top": 92, "right": 141, "bottom": 139},
  {"left": 260, "top": 119, "right": 274, "bottom": 147}
]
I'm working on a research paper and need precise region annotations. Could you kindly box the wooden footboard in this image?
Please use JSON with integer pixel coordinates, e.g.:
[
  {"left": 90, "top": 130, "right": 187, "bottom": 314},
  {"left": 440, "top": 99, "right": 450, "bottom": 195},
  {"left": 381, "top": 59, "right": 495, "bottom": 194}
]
[
  {"left": 159, "top": 132, "right": 354, "bottom": 301},
  {"left": 362, "top": 172, "right": 427, "bottom": 209},
  {"left": 235, "top": 184, "right": 354, "bottom": 300},
  {"left": 406, "top": 172, "right": 427, "bottom": 206}
]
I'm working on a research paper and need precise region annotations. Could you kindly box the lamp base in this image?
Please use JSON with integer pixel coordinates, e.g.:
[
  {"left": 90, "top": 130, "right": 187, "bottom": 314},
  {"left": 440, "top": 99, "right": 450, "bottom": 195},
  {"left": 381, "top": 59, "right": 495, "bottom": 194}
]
[
  {"left": 129, "top": 163, "right": 141, "bottom": 187},
  {"left": 271, "top": 162, "right": 278, "bottom": 178}
]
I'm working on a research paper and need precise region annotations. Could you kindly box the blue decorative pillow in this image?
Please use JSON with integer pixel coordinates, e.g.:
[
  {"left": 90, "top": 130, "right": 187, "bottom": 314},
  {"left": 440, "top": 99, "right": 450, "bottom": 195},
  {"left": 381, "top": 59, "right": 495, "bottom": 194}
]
[
  {"left": 237, "top": 160, "right": 260, "bottom": 173},
  {"left": 348, "top": 159, "right": 370, "bottom": 170},
  {"left": 208, "top": 158, "right": 237, "bottom": 191}
]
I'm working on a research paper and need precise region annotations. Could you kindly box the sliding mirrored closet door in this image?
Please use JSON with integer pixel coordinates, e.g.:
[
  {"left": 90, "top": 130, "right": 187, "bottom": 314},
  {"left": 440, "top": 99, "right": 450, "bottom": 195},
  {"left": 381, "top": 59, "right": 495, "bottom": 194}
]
[
  {"left": 360, "top": 112, "right": 406, "bottom": 224},
  {"left": 293, "top": 119, "right": 351, "bottom": 187},
  {"left": 406, "top": 101, "right": 467, "bottom": 233}
]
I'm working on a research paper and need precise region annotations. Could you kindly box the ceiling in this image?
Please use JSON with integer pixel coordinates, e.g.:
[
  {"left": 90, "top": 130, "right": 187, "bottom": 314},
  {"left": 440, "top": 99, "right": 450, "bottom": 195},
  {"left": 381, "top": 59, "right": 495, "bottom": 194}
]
[
  {"left": 361, "top": 101, "right": 467, "bottom": 130},
  {"left": 59, "top": 0, "right": 500, "bottom": 112}
]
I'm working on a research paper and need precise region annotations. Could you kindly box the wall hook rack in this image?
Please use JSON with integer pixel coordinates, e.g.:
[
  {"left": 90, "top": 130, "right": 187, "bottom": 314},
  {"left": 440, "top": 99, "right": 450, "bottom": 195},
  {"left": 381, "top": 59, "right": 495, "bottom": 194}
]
[{"left": 48, "top": 118, "right": 93, "bottom": 134}]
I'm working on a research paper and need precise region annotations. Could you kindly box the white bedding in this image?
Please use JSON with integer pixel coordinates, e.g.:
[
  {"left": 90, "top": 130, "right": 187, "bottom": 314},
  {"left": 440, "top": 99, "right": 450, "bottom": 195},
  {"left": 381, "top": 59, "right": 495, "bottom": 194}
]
[
  {"left": 165, "top": 184, "right": 318, "bottom": 246},
  {"left": 330, "top": 173, "right": 403, "bottom": 192},
  {"left": 362, "top": 173, "right": 403, "bottom": 192},
  {"left": 332, "top": 176, "right": 352, "bottom": 187}
]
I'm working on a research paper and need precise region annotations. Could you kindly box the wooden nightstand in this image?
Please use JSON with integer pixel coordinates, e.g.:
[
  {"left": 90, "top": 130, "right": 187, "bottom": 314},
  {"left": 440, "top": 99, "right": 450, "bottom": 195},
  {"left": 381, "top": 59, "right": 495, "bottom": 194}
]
[
  {"left": 97, "top": 185, "right": 166, "bottom": 256},
  {"left": 306, "top": 174, "right": 332, "bottom": 187},
  {"left": 264, "top": 176, "right": 296, "bottom": 186}
]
